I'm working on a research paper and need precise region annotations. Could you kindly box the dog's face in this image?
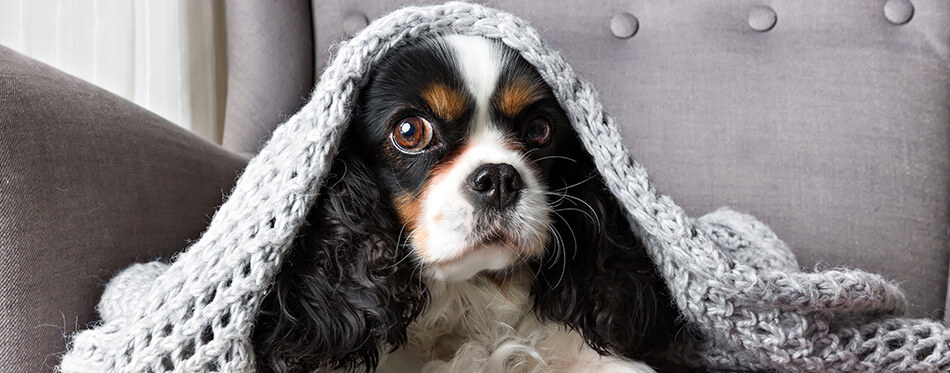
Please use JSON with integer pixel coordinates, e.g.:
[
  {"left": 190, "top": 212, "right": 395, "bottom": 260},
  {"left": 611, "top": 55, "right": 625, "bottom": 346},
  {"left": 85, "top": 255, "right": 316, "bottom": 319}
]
[
  {"left": 255, "top": 34, "right": 680, "bottom": 371},
  {"left": 354, "top": 35, "right": 569, "bottom": 281}
]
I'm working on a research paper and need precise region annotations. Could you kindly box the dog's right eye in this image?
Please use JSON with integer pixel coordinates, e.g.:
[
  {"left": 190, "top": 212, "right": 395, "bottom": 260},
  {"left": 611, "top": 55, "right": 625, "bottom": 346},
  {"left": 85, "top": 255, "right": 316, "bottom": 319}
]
[{"left": 391, "top": 116, "right": 434, "bottom": 154}]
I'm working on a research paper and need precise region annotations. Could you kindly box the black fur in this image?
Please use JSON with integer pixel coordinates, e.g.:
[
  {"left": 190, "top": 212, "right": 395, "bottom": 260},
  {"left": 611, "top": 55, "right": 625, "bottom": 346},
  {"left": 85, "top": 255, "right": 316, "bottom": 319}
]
[
  {"left": 531, "top": 131, "right": 683, "bottom": 363},
  {"left": 251, "top": 140, "right": 427, "bottom": 373}
]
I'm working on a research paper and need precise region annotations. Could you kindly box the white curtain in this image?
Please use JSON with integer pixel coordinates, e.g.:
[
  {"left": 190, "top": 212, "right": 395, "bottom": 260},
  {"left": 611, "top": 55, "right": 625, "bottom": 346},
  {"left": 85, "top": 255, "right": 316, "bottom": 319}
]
[{"left": 0, "top": 0, "right": 225, "bottom": 142}]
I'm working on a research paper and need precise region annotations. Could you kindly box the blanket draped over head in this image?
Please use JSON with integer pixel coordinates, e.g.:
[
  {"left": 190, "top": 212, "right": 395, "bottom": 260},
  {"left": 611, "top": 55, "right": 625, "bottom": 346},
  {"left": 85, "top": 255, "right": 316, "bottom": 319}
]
[{"left": 60, "top": 2, "right": 950, "bottom": 372}]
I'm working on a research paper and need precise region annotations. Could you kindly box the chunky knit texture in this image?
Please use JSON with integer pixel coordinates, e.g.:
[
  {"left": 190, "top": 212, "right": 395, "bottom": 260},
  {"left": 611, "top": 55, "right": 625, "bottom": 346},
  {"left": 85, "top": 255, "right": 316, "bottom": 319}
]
[{"left": 60, "top": 2, "right": 950, "bottom": 372}]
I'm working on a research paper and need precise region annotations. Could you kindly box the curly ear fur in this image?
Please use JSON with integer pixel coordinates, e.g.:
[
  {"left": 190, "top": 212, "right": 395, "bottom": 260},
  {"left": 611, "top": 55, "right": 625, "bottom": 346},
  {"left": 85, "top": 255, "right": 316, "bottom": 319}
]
[
  {"left": 532, "top": 133, "right": 683, "bottom": 363},
  {"left": 252, "top": 137, "right": 427, "bottom": 373}
]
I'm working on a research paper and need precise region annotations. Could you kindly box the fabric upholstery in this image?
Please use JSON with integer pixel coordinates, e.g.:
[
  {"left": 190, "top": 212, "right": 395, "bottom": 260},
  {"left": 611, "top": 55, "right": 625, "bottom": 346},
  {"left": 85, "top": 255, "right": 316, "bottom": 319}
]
[
  {"left": 0, "top": 46, "right": 246, "bottom": 373},
  {"left": 312, "top": 0, "right": 950, "bottom": 319},
  {"left": 221, "top": 0, "right": 314, "bottom": 156}
]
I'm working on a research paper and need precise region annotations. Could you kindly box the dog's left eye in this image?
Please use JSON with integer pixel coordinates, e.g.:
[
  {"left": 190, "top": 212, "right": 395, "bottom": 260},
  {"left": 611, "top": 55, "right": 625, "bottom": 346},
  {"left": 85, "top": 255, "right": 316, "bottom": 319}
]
[
  {"left": 391, "top": 116, "right": 434, "bottom": 153},
  {"left": 524, "top": 117, "right": 552, "bottom": 146}
]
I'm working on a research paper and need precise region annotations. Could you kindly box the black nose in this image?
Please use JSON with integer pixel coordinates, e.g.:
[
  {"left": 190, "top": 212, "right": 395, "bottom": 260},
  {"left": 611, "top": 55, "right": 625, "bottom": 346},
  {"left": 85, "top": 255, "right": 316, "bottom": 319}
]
[{"left": 466, "top": 163, "right": 524, "bottom": 210}]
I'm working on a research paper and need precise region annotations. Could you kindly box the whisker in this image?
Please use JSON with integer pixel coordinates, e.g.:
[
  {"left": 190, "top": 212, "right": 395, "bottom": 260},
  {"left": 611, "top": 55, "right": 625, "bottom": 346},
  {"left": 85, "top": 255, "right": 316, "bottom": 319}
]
[
  {"left": 324, "top": 160, "right": 350, "bottom": 190},
  {"left": 545, "top": 224, "right": 564, "bottom": 269},
  {"left": 380, "top": 245, "right": 418, "bottom": 271},
  {"left": 542, "top": 190, "right": 570, "bottom": 207},
  {"left": 555, "top": 206, "right": 598, "bottom": 228},
  {"left": 546, "top": 192, "right": 600, "bottom": 231},
  {"left": 548, "top": 173, "right": 598, "bottom": 193},
  {"left": 551, "top": 209, "right": 580, "bottom": 261},
  {"left": 545, "top": 210, "right": 579, "bottom": 288},
  {"left": 390, "top": 164, "right": 406, "bottom": 191},
  {"left": 532, "top": 155, "right": 578, "bottom": 163},
  {"left": 380, "top": 221, "right": 422, "bottom": 270}
]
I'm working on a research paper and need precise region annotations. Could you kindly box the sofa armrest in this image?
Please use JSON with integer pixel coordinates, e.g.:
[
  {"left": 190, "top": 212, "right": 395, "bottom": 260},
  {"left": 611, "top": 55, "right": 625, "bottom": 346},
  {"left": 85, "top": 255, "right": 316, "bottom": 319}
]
[{"left": 0, "top": 46, "right": 247, "bottom": 373}]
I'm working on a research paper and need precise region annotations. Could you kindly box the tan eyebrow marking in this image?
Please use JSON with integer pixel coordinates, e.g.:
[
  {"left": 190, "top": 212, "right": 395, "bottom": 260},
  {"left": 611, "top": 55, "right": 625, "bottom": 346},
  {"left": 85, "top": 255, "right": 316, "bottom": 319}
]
[
  {"left": 497, "top": 78, "right": 545, "bottom": 117},
  {"left": 421, "top": 82, "right": 467, "bottom": 121}
]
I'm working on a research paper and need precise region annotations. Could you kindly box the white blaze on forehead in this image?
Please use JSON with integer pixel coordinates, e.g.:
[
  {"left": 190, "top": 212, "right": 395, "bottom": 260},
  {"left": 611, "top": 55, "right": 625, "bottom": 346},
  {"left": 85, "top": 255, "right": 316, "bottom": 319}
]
[{"left": 443, "top": 34, "right": 501, "bottom": 134}]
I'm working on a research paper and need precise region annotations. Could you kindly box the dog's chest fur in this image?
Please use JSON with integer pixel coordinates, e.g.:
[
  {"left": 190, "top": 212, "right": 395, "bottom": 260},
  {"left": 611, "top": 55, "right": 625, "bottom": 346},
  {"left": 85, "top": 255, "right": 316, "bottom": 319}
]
[
  {"left": 408, "top": 267, "right": 532, "bottom": 355},
  {"left": 404, "top": 267, "right": 602, "bottom": 372}
]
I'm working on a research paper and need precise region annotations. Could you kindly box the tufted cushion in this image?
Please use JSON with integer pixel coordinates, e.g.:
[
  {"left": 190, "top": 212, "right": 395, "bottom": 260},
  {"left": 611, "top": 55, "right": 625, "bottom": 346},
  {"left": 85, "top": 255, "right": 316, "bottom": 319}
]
[{"left": 313, "top": 0, "right": 950, "bottom": 319}]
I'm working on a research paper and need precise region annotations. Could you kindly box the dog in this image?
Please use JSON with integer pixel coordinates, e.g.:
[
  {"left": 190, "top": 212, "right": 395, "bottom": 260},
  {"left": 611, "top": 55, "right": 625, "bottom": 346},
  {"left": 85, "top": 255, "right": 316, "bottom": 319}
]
[{"left": 252, "top": 34, "right": 681, "bottom": 372}]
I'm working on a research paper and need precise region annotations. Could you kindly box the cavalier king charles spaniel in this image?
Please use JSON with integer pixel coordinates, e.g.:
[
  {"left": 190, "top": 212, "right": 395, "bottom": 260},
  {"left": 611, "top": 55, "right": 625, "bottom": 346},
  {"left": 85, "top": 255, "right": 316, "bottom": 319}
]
[{"left": 252, "top": 35, "right": 681, "bottom": 372}]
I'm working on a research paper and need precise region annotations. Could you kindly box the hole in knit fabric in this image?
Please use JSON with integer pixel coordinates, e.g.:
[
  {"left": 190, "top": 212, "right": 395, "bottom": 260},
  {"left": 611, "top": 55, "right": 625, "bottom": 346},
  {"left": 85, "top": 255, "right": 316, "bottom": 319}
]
[
  {"left": 267, "top": 218, "right": 276, "bottom": 229},
  {"left": 161, "top": 356, "right": 174, "bottom": 370},
  {"left": 201, "top": 324, "right": 214, "bottom": 344},
  {"left": 181, "top": 340, "right": 195, "bottom": 359},
  {"left": 221, "top": 311, "right": 231, "bottom": 327},
  {"left": 916, "top": 344, "right": 935, "bottom": 361},
  {"left": 886, "top": 337, "right": 905, "bottom": 351}
]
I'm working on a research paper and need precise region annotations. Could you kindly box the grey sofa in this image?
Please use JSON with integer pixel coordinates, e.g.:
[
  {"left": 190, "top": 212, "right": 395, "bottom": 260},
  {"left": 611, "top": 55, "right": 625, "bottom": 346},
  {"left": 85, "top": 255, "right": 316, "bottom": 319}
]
[{"left": 1, "top": 1, "right": 947, "bottom": 372}]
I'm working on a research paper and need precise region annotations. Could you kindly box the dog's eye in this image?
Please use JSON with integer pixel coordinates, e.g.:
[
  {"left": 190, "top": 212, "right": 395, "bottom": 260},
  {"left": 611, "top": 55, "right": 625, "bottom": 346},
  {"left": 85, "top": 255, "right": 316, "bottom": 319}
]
[
  {"left": 524, "top": 117, "right": 552, "bottom": 146},
  {"left": 391, "top": 116, "right": 434, "bottom": 153}
]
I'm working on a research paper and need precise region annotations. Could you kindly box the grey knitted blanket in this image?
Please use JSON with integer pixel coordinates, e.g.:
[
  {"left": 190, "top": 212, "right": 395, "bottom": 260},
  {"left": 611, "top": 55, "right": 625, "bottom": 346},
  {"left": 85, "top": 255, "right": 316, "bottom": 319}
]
[{"left": 60, "top": 2, "right": 950, "bottom": 372}]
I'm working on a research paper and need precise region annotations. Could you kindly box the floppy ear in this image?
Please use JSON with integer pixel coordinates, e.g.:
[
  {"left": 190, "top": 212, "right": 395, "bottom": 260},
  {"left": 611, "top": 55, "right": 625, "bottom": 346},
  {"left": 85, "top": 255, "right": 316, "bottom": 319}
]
[
  {"left": 252, "top": 138, "right": 427, "bottom": 373},
  {"left": 531, "top": 132, "right": 683, "bottom": 362}
]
